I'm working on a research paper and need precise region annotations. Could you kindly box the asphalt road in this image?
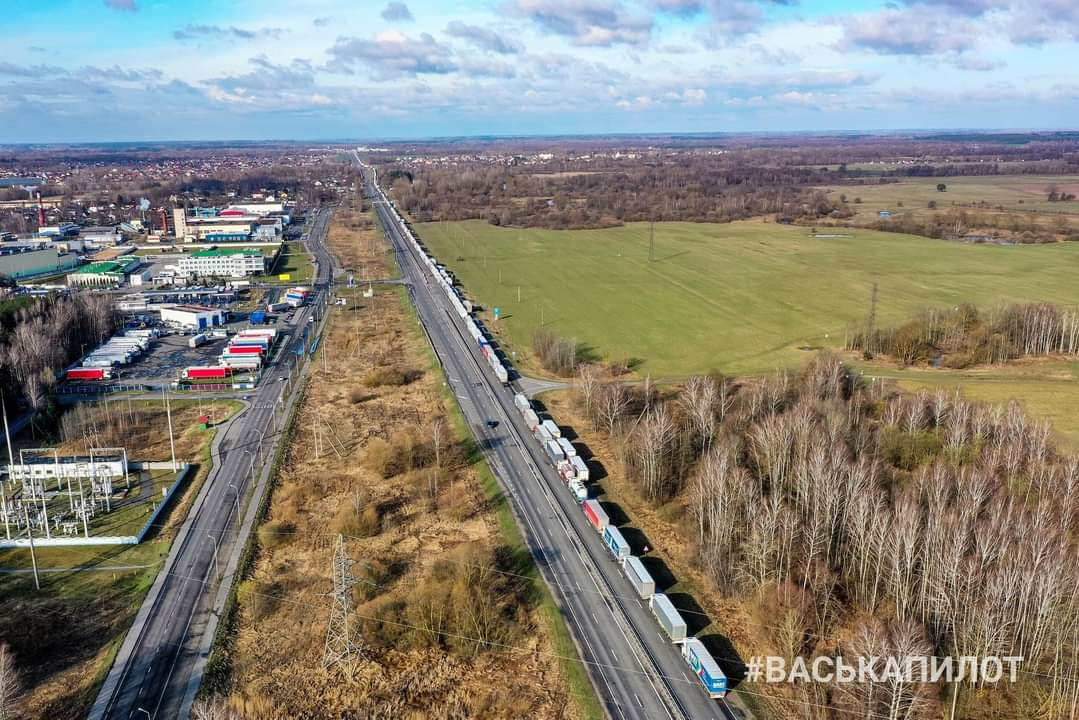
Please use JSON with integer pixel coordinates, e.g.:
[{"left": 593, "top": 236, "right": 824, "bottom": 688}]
[
  {"left": 90, "top": 208, "right": 336, "bottom": 720},
  {"left": 361, "top": 157, "right": 735, "bottom": 720}
]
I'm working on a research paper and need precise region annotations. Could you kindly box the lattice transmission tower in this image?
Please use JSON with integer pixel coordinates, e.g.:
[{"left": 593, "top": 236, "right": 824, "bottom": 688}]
[{"left": 322, "top": 533, "right": 366, "bottom": 678}]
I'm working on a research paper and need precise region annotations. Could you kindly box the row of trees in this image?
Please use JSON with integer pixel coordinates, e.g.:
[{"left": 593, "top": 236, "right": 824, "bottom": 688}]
[
  {"left": 848, "top": 302, "right": 1079, "bottom": 367},
  {"left": 0, "top": 293, "right": 117, "bottom": 416},
  {"left": 574, "top": 354, "right": 1079, "bottom": 718}
]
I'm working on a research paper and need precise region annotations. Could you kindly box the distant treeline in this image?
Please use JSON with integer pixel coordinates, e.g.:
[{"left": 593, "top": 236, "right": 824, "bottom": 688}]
[
  {"left": 847, "top": 302, "right": 1079, "bottom": 367},
  {"left": 387, "top": 161, "right": 839, "bottom": 229}
]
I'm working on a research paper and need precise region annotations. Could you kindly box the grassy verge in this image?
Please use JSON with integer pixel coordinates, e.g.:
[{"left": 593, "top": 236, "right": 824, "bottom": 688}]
[
  {"left": 268, "top": 241, "right": 315, "bottom": 281},
  {"left": 396, "top": 287, "right": 604, "bottom": 720}
]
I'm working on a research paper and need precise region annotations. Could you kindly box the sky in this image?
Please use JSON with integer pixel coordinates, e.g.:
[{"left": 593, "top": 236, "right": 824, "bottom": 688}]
[{"left": 0, "top": 0, "right": 1076, "bottom": 142}]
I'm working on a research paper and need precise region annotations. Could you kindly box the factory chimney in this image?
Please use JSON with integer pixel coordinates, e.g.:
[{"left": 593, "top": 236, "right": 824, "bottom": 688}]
[{"left": 37, "top": 193, "right": 46, "bottom": 227}]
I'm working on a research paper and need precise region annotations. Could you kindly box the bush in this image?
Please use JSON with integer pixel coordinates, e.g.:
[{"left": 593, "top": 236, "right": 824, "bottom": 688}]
[
  {"left": 362, "top": 366, "right": 408, "bottom": 387},
  {"left": 257, "top": 519, "right": 295, "bottom": 550},
  {"left": 333, "top": 502, "right": 382, "bottom": 537},
  {"left": 236, "top": 579, "right": 279, "bottom": 622},
  {"left": 882, "top": 428, "right": 943, "bottom": 471},
  {"left": 531, "top": 329, "right": 579, "bottom": 376}
]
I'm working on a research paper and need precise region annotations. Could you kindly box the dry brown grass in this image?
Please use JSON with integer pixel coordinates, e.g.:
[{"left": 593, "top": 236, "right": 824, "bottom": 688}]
[
  {"left": 328, "top": 201, "right": 392, "bottom": 277},
  {"left": 224, "top": 277, "right": 574, "bottom": 718}
]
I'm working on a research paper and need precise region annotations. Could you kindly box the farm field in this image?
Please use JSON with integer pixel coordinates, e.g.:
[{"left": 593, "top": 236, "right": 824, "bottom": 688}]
[
  {"left": 417, "top": 219, "right": 1079, "bottom": 377},
  {"left": 823, "top": 174, "right": 1079, "bottom": 223}
]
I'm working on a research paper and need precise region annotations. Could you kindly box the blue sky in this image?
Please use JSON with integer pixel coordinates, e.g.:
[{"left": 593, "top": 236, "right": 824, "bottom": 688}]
[{"left": 0, "top": 0, "right": 1076, "bottom": 142}]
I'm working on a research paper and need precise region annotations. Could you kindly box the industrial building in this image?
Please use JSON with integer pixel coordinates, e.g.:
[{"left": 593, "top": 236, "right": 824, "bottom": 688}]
[
  {"left": 172, "top": 203, "right": 289, "bottom": 242},
  {"left": 79, "top": 226, "right": 123, "bottom": 245},
  {"left": 177, "top": 247, "right": 267, "bottom": 278},
  {"left": 159, "top": 304, "right": 226, "bottom": 331},
  {"left": 4, "top": 449, "right": 129, "bottom": 483},
  {"left": 0, "top": 245, "right": 81, "bottom": 280},
  {"left": 67, "top": 256, "right": 141, "bottom": 287}
]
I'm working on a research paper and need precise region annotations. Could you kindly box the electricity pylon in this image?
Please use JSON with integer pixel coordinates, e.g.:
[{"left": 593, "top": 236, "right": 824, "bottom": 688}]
[{"left": 322, "top": 533, "right": 365, "bottom": 678}]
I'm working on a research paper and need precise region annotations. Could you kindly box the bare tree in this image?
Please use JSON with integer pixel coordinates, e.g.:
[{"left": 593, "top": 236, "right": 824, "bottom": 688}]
[{"left": 0, "top": 644, "right": 20, "bottom": 720}]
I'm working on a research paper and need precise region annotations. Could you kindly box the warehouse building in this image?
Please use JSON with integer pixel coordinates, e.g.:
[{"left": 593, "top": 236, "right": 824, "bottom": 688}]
[
  {"left": 178, "top": 247, "right": 267, "bottom": 278},
  {"left": 67, "top": 256, "right": 141, "bottom": 287},
  {"left": 0, "top": 245, "right": 81, "bottom": 280},
  {"left": 159, "top": 305, "right": 226, "bottom": 331},
  {"left": 172, "top": 208, "right": 256, "bottom": 242}
]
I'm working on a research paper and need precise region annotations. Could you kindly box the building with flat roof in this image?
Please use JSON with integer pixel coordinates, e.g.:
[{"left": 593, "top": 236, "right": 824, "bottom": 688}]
[
  {"left": 67, "top": 256, "right": 141, "bottom": 287},
  {"left": 178, "top": 247, "right": 267, "bottom": 278},
  {"left": 79, "top": 226, "right": 122, "bottom": 245},
  {"left": 173, "top": 208, "right": 257, "bottom": 242},
  {"left": 159, "top": 305, "right": 226, "bottom": 330},
  {"left": 0, "top": 245, "right": 81, "bottom": 280}
]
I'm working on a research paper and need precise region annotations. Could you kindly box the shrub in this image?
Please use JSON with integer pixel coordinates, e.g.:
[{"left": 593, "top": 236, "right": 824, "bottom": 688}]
[{"left": 257, "top": 519, "right": 295, "bottom": 550}]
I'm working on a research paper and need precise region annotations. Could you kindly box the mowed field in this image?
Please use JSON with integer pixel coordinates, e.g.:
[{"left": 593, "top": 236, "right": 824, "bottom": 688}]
[
  {"left": 418, "top": 219, "right": 1079, "bottom": 376},
  {"left": 823, "top": 174, "right": 1079, "bottom": 223}
]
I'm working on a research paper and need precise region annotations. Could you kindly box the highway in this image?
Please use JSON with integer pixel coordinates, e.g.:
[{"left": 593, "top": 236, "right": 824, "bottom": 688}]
[
  {"left": 360, "top": 155, "right": 736, "bottom": 720},
  {"left": 89, "top": 208, "right": 336, "bottom": 720}
]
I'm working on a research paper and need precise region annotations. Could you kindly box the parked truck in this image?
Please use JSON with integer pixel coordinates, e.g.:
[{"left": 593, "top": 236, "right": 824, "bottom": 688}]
[
  {"left": 545, "top": 439, "right": 565, "bottom": 464},
  {"left": 603, "top": 525, "right": 631, "bottom": 562},
  {"left": 556, "top": 437, "right": 576, "bottom": 458},
  {"left": 184, "top": 366, "right": 233, "bottom": 380},
  {"left": 571, "top": 456, "right": 590, "bottom": 482},
  {"left": 568, "top": 478, "right": 588, "bottom": 502},
  {"left": 650, "top": 593, "right": 687, "bottom": 643},
  {"left": 623, "top": 556, "right": 655, "bottom": 599},
  {"left": 494, "top": 363, "right": 509, "bottom": 384},
  {"left": 188, "top": 333, "right": 208, "bottom": 348},
  {"left": 522, "top": 409, "right": 541, "bottom": 431},
  {"left": 582, "top": 499, "right": 609, "bottom": 533},
  {"left": 513, "top": 393, "right": 530, "bottom": 413},
  {"left": 268, "top": 301, "right": 289, "bottom": 312},
  {"left": 682, "top": 638, "right": 728, "bottom": 698},
  {"left": 540, "top": 419, "right": 561, "bottom": 438},
  {"left": 66, "top": 367, "right": 110, "bottom": 381}
]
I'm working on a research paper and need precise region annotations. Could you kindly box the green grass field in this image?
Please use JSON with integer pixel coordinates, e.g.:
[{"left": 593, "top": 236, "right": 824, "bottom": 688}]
[
  {"left": 823, "top": 174, "right": 1079, "bottom": 223},
  {"left": 419, "top": 219, "right": 1079, "bottom": 376},
  {"left": 270, "top": 241, "right": 314, "bottom": 281}
]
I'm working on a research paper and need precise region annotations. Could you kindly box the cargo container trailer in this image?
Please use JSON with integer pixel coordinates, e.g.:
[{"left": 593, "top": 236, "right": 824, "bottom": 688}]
[
  {"left": 184, "top": 366, "right": 233, "bottom": 380},
  {"left": 623, "top": 556, "right": 656, "bottom": 599},
  {"left": 82, "top": 358, "right": 117, "bottom": 368},
  {"left": 682, "top": 638, "right": 728, "bottom": 698},
  {"left": 541, "top": 419, "right": 561, "bottom": 438},
  {"left": 238, "top": 328, "right": 277, "bottom": 338},
  {"left": 571, "top": 456, "right": 590, "bottom": 482},
  {"left": 220, "top": 358, "right": 261, "bottom": 370},
  {"left": 556, "top": 437, "right": 576, "bottom": 458},
  {"left": 268, "top": 302, "right": 289, "bottom": 312},
  {"left": 582, "top": 499, "right": 609, "bottom": 533},
  {"left": 513, "top": 393, "right": 530, "bottom": 412},
  {"left": 534, "top": 425, "right": 553, "bottom": 444},
  {"left": 603, "top": 526, "right": 631, "bottom": 562},
  {"left": 494, "top": 364, "right": 509, "bottom": 384},
  {"left": 545, "top": 439, "right": 565, "bottom": 464},
  {"left": 66, "top": 367, "right": 110, "bottom": 381},
  {"left": 230, "top": 338, "right": 270, "bottom": 349},
  {"left": 188, "top": 333, "right": 208, "bottom": 348},
  {"left": 225, "top": 345, "right": 263, "bottom": 355},
  {"left": 558, "top": 460, "right": 575, "bottom": 481},
  {"left": 522, "top": 409, "right": 541, "bottom": 431},
  {"left": 650, "top": 594, "right": 687, "bottom": 643}
]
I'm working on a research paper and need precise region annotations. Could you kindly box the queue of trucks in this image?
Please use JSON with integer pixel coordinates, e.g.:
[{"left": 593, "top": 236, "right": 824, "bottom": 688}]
[{"left": 394, "top": 209, "right": 729, "bottom": 703}]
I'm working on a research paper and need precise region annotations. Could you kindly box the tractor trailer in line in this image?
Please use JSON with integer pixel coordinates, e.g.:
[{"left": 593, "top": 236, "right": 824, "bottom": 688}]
[
  {"left": 650, "top": 593, "right": 688, "bottom": 643},
  {"left": 623, "top": 556, "right": 656, "bottom": 599},
  {"left": 682, "top": 638, "right": 728, "bottom": 699}
]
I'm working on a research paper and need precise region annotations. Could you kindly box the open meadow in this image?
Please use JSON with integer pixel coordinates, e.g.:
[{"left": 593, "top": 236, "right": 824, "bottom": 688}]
[
  {"left": 822, "top": 174, "right": 1079, "bottom": 225},
  {"left": 418, "top": 219, "right": 1079, "bottom": 377}
]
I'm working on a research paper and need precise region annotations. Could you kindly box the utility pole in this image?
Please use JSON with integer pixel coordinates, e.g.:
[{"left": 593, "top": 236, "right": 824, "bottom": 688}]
[
  {"left": 23, "top": 504, "right": 40, "bottom": 591},
  {"left": 323, "top": 533, "right": 365, "bottom": 678},
  {"left": 162, "top": 387, "right": 177, "bottom": 472},
  {"left": 649, "top": 218, "right": 655, "bottom": 262},
  {"left": 0, "top": 395, "right": 12, "bottom": 539}
]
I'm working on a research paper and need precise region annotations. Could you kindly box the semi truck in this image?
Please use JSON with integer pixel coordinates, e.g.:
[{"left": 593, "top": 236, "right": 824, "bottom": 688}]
[
  {"left": 603, "top": 525, "right": 631, "bottom": 562},
  {"left": 66, "top": 367, "right": 111, "bottom": 381},
  {"left": 494, "top": 363, "right": 509, "bottom": 384},
  {"left": 682, "top": 638, "right": 728, "bottom": 698},
  {"left": 570, "top": 456, "right": 589, "bottom": 482},
  {"left": 623, "top": 556, "right": 655, "bottom": 599},
  {"left": 583, "top": 499, "right": 609, "bottom": 533},
  {"left": 184, "top": 366, "right": 233, "bottom": 380},
  {"left": 268, "top": 301, "right": 289, "bottom": 312},
  {"left": 513, "top": 393, "right": 530, "bottom": 413},
  {"left": 540, "top": 419, "right": 561, "bottom": 438},
  {"left": 545, "top": 439, "right": 565, "bottom": 464},
  {"left": 650, "top": 593, "right": 687, "bottom": 643},
  {"left": 522, "top": 409, "right": 540, "bottom": 431},
  {"left": 556, "top": 437, "right": 576, "bottom": 458},
  {"left": 225, "top": 344, "right": 263, "bottom": 355},
  {"left": 188, "top": 333, "right": 208, "bottom": 348}
]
